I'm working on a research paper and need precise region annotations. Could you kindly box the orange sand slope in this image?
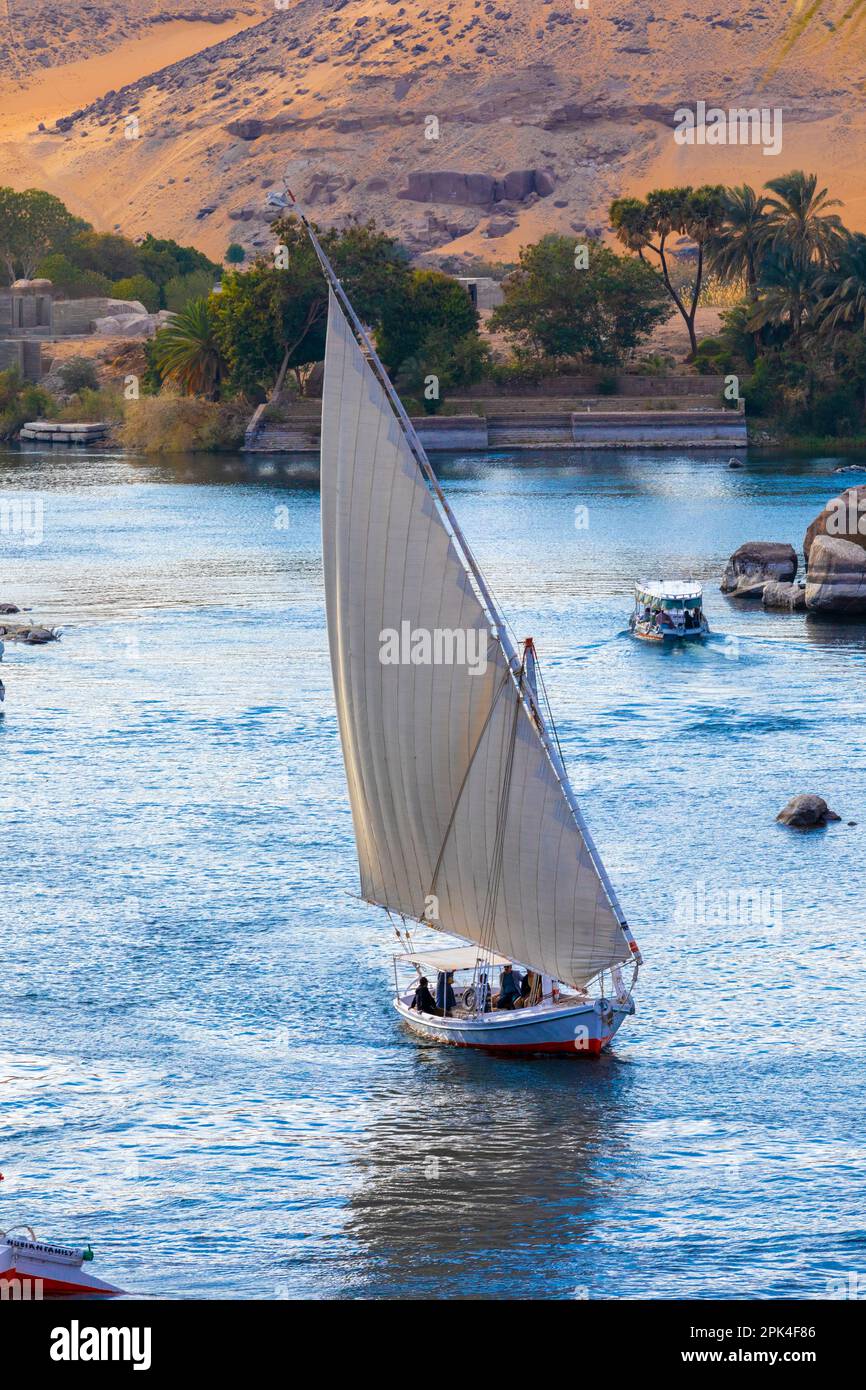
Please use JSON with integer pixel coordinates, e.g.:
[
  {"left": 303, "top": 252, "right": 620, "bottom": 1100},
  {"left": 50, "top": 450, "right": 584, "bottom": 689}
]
[
  {"left": 0, "top": 16, "right": 262, "bottom": 133},
  {"left": 0, "top": 1, "right": 864, "bottom": 260}
]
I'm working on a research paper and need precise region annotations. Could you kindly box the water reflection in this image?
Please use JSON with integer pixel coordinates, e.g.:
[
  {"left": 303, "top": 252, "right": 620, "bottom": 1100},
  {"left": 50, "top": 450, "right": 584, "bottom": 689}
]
[{"left": 343, "top": 1051, "right": 636, "bottom": 1298}]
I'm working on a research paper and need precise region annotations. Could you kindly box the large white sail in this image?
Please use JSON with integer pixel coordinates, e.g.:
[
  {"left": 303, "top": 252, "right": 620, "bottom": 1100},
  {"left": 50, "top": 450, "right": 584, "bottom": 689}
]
[{"left": 320, "top": 289, "right": 633, "bottom": 988}]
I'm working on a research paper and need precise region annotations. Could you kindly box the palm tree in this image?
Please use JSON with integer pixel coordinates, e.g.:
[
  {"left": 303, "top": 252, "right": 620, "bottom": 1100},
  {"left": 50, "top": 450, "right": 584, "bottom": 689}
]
[
  {"left": 748, "top": 248, "right": 822, "bottom": 345},
  {"left": 610, "top": 186, "right": 726, "bottom": 356},
  {"left": 762, "top": 171, "right": 846, "bottom": 267},
  {"left": 706, "top": 185, "right": 770, "bottom": 301},
  {"left": 153, "top": 298, "right": 224, "bottom": 400},
  {"left": 815, "top": 231, "right": 866, "bottom": 337}
]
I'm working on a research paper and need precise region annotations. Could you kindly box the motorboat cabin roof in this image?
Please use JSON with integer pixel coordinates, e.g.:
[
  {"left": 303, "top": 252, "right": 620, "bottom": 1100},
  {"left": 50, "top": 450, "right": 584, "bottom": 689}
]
[
  {"left": 635, "top": 581, "right": 704, "bottom": 609},
  {"left": 395, "top": 945, "right": 514, "bottom": 974}
]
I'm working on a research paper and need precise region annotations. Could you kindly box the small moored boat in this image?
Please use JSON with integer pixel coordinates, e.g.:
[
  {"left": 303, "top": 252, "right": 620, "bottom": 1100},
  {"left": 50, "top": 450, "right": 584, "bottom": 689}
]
[
  {"left": 629, "top": 581, "right": 709, "bottom": 642},
  {"left": 0, "top": 1228, "right": 123, "bottom": 1296}
]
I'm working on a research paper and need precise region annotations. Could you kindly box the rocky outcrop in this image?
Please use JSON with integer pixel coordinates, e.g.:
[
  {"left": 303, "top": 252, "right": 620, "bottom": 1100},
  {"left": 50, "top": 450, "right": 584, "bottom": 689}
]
[
  {"left": 398, "top": 169, "right": 555, "bottom": 207},
  {"left": 804, "top": 485, "right": 866, "bottom": 563},
  {"left": 804, "top": 535, "right": 866, "bottom": 614},
  {"left": 776, "top": 795, "right": 841, "bottom": 828},
  {"left": 721, "top": 542, "right": 797, "bottom": 598},
  {"left": 226, "top": 117, "right": 266, "bottom": 141},
  {"left": 762, "top": 581, "right": 806, "bottom": 611},
  {"left": 93, "top": 309, "right": 171, "bottom": 338},
  {"left": 0, "top": 623, "right": 60, "bottom": 644}
]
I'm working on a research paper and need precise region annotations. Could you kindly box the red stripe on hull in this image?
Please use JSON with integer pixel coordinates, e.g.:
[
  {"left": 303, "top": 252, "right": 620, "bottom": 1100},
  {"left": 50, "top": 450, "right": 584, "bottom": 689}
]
[
  {"left": 420, "top": 1035, "right": 606, "bottom": 1057},
  {"left": 0, "top": 1269, "right": 115, "bottom": 1296}
]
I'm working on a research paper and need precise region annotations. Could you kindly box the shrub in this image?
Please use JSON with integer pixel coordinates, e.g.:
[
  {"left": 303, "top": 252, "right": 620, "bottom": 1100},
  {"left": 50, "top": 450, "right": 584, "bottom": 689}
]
[
  {"left": 0, "top": 367, "right": 54, "bottom": 439},
  {"left": 596, "top": 373, "right": 619, "bottom": 395},
  {"left": 57, "top": 355, "right": 99, "bottom": 393},
  {"left": 119, "top": 392, "right": 246, "bottom": 453},
  {"left": 487, "top": 352, "right": 560, "bottom": 387},
  {"left": 56, "top": 385, "right": 124, "bottom": 424},
  {"left": 693, "top": 335, "right": 736, "bottom": 375},
  {"left": 225, "top": 243, "right": 246, "bottom": 264}
]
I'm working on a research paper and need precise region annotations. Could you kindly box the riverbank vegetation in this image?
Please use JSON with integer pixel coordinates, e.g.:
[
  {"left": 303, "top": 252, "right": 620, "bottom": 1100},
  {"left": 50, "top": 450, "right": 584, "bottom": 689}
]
[
  {"left": 0, "top": 188, "right": 220, "bottom": 311},
  {"left": 5, "top": 176, "right": 866, "bottom": 450}
]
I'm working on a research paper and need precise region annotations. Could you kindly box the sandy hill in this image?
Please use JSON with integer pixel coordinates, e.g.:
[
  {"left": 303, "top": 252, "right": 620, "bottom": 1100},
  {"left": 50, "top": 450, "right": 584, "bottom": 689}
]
[
  {"left": 0, "top": 2, "right": 252, "bottom": 74},
  {"left": 1, "top": 1, "right": 865, "bottom": 265}
]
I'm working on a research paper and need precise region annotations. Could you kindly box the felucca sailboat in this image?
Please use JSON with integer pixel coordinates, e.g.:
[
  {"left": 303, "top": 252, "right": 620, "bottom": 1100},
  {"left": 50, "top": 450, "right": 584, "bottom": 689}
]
[{"left": 295, "top": 197, "right": 642, "bottom": 1055}]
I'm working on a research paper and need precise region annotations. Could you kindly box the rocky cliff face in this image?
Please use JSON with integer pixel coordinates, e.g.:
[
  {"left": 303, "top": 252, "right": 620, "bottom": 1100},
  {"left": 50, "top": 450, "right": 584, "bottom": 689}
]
[{"left": 4, "top": 0, "right": 865, "bottom": 262}]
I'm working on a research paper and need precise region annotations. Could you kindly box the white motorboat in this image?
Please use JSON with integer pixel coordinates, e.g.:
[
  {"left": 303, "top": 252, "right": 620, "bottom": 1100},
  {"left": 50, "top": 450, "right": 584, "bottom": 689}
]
[{"left": 629, "top": 581, "right": 709, "bottom": 642}]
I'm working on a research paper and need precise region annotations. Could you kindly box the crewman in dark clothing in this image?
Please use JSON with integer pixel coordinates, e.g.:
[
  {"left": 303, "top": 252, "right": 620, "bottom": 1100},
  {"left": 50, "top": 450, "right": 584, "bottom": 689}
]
[
  {"left": 411, "top": 976, "right": 442, "bottom": 1015},
  {"left": 520, "top": 970, "right": 540, "bottom": 1007},
  {"left": 496, "top": 964, "right": 522, "bottom": 1009},
  {"left": 436, "top": 971, "right": 456, "bottom": 1016}
]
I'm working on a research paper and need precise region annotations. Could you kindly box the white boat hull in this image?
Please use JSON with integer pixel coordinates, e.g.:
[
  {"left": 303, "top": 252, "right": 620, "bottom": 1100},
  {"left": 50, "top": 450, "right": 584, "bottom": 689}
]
[
  {"left": 394, "top": 995, "right": 634, "bottom": 1056},
  {"left": 0, "top": 1241, "right": 123, "bottom": 1297}
]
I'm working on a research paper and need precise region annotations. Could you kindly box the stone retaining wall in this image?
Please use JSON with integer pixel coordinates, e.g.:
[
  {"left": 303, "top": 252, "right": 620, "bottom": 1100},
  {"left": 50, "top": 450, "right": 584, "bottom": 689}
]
[{"left": 247, "top": 408, "right": 746, "bottom": 453}]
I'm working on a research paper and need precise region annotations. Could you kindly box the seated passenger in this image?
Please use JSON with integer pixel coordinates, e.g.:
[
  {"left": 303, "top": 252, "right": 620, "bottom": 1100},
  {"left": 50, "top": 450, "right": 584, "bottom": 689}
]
[
  {"left": 436, "top": 970, "right": 456, "bottom": 1017},
  {"left": 496, "top": 963, "right": 522, "bottom": 1009},
  {"left": 410, "top": 976, "right": 441, "bottom": 1015}
]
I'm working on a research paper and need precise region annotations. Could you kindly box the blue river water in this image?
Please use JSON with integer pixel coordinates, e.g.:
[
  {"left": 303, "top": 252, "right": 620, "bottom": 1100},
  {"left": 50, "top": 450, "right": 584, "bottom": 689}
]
[{"left": 1, "top": 444, "right": 865, "bottom": 1300}]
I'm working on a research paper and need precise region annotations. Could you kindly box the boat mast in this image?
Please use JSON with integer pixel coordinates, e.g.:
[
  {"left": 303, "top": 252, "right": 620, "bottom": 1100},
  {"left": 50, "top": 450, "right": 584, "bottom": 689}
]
[{"left": 283, "top": 186, "right": 640, "bottom": 963}]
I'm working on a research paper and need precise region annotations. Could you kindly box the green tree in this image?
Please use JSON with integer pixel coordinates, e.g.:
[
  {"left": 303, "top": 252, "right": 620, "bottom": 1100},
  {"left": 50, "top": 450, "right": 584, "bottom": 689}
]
[
  {"left": 324, "top": 218, "right": 412, "bottom": 334},
  {"left": 395, "top": 325, "right": 490, "bottom": 413},
  {"left": 35, "top": 252, "right": 112, "bottom": 298},
  {"left": 163, "top": 270, "right": 216, "bottom": 314},
  {"left": 152, "top": 298, "right": 225, "bottom": 400},
  {"left": 225, "top": 243, "right": 246, "bottom": 265},
  {"left": 816, "top": 232, "right": 866, "bottom": 338},
  {"left": 378, "top": 269, "right": 478, "bottom": 374},
  {"left": 213, "top": 216, "right": 413, "bottom": 396},
  {"left": 610, "top": 185, "right": 726, "bottom": 355},
  {"left": 111, "top": 274, "right": 160, "bottom": 312},
  {"left": 706, "top": 184, "right": 770, "bottom": 301},
  {"left": 762, "top": 171, "right": 845, "bottom": 266},
  {"left": 211, "top": 259, "right": 320, "bottom": 398},
  {"left": 748, "top": 248, "right": 822, "bottom": 345},
  {"left": 0, "top": 187, "right": 86, "bottom": 281},
  {"left": 70, "top": 229, "right": 141, "bottom": 281},
  {"left": 136, "top": 234, "right": 221, "bottom": 300},
  {"left": 489, "top": 235, "right": 672, "bottom": 364}
]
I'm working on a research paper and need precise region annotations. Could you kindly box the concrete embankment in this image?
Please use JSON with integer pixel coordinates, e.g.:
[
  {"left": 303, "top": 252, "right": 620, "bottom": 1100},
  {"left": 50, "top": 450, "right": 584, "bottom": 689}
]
[
  {"left": 244, "top": 375, "right": 746, "bottom": 453},
  {"left": 246, "top": 408, "right": 746, "bottom": 453}
]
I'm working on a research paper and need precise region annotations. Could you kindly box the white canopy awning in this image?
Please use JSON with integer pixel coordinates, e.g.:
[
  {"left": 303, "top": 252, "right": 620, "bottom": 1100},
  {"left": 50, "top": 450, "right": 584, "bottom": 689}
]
[
  {"left": 395, "top": 946, "right": 514, "bottom": 975},
  {"left": 636, "top": 581, "right": 703, "bottom": 601}
]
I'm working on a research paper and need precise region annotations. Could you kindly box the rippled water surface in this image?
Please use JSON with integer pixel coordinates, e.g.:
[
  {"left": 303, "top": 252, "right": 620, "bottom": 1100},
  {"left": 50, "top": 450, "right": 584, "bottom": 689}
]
[{"left": 2, "top": 445, "right": 865, "bottom": 1300}]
